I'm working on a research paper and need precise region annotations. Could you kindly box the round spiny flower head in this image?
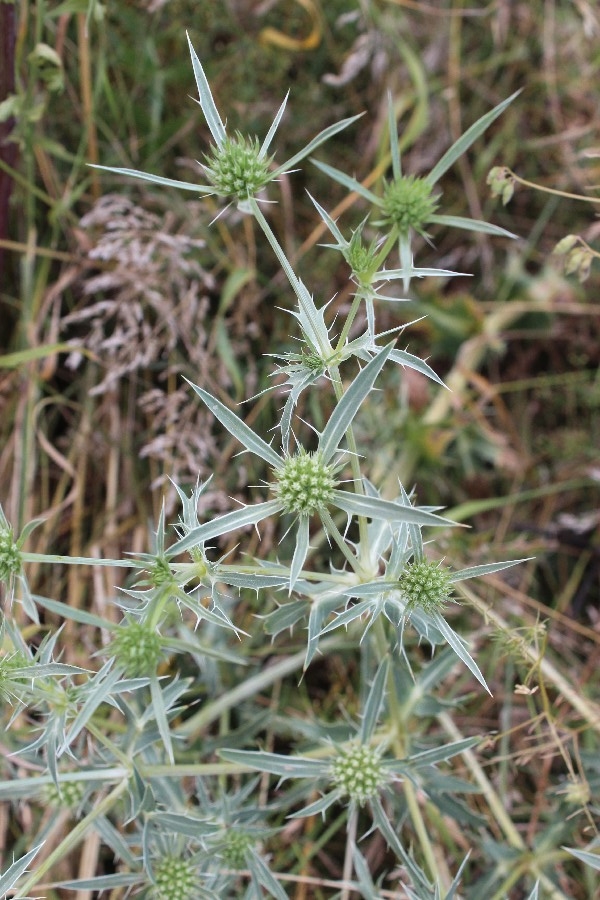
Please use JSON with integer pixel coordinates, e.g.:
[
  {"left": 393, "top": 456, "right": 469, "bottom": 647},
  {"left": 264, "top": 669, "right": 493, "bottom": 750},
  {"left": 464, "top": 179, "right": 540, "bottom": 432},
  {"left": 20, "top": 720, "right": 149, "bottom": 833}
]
[
  {"left": 44, "top": 779, "right": 85, "bottom": 810},
  {"left": 220, "top": 829, "right": 254, "bottom": 869},
  {"left": 152, "top": 855, "right": 198, "bottom": 900},
  {"left": 0, "top": 526, "right": 21, "bottom": 583},
  {"left": 273, "top": 449, "right": 338, "bottom": 517},
  {"left": 399, "top": 560, "right": 453, "bottom": 614},
  {"left": 204, "top": 133, "right": 273, "bottom": 200},
  {"left": 381, "top": 174, "right": 439, "bottom": 236},
  {"left": 330, "top": 743, "right": 387, "bottom": 806},
  {"left": 111, "top": 621, "right": 162, "bottom": 677}
]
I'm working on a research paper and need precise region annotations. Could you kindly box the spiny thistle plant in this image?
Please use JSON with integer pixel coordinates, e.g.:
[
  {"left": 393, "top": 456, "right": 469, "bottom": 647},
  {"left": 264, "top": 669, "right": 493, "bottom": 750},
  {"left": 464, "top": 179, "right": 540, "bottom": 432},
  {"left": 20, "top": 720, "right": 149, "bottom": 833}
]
[{"left": 2, "top": 31, "right": 598, "bottom": 900}]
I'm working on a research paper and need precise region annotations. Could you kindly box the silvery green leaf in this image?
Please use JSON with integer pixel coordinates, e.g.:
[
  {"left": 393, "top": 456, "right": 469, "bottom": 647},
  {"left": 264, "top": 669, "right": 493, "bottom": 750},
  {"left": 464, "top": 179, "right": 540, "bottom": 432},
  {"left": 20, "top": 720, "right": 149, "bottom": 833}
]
[
  {"left": 56, "top": 873, "right": 143, "bottom": 892},
  {"left": 308, "top": 193, "right": 347, "bottom": 246},
  {"left": 260, "top": 91, "right": 289, "bottom": 159},
  {"left": 220, "top": 749, "right": 328, "bottom": 779},
  {"left": 148, "top": 811, "right": 220, "bottom": 838},
  {"left": 186, "top": 32, "right": 226, "bottom": 148},
  {"left": 185, "top": 380, "right": 281, "bottom": 468},
  {"left": 289, "top": 515, "right": 310, "bottom": 594},
  {"left": 428, "top": 214, "right": 517, "bottom": 239},
  {"left": 89, "top": 164, "right": 212, "bottom": 193},
  {"left": 426, "top": 91, "right": 521, "bottom": 185},
  {"left": 0, "top": 844, "right": 43, "bottom": 897},
  {"left": 404, "top": 736, "right": 479, "bottom": 769},
  {"left": 389, "top": 348, "right": 446, "bottom": 387},
  {"left": 371, "top": 797, "right": 433, "bottom": 893},
  {"left": 449, "top": 558, "right": 531, "bottom": 582},
  {"left": 563, "top": 847, "right": 600, "bottom": 871},
  {"left": 429, "top": 612, "right": 490, "bottom": 694},
  {"left": 360, "top": 657, "right": 389, "bottom": 742},
  {"left": 216, "top": 570, "right": 289, "bottom": 590},
  {"left": 273, "top": 113, "right": 364, "bottom": 178},
  {"left": 169, "top": 500, "right": 281, "bottom": 557},
  {"left": 310, "top": 158, "right": 380, "bottom": 205},
  {"left": 263, "top": 599, "right": 308, "bottom": 637},
  {"left": 524, "top": 882, "right": 540, "bottom": 899},
  {"left": 60, "top": 661, "right": 123, "bottom": 753},
  {"left": 306, "top": 589, "right": 347, "bottom": 667},
  {"left": 375, "top": 266, "right": 468, "bottom": 281},
  {"left": 247, "top": 851, "right": 289, "bottom": 900},
  {"left": 33, "top": 593, "right": 115, "bottom": 628},
  {"left": 333, "top": 491, "right": 455, "bottom": 528},
  {"left": 319, "top": 343, "right": 394, "bottom": 462},
  {"left": 288, "top": 790, "right": 340, "bottom": 819}
]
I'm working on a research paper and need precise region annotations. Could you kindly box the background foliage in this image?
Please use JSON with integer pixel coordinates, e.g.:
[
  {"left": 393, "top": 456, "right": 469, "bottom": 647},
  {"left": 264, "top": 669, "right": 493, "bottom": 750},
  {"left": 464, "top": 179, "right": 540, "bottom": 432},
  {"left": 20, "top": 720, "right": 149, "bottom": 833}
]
[{"left": 0, "top": 0, "right": 599, "bottom": 897}]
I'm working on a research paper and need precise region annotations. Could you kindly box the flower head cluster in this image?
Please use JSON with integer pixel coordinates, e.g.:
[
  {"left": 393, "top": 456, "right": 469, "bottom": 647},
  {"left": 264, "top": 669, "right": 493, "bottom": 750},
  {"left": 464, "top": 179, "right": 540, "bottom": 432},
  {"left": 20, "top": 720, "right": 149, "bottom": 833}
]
[
  {"left": 330, "top": 742, "right": 387, "bottom": 806},
  {"left": 152, "top": 855, "right": 199, "bottom": 900},
  {"left": 380, "top": 174, "right": 440, "bottom": 236},
  {"left": 272, "top": 449, "right": 338, "bottom": 517},
  {"left": 111, "top": 620, "right": 162, "bottom": 677},
  {"left": 399, "top": 559, "right": 454, "bottom": 614},
  {"left": 203, "top": 133, "right": 273, "bottom": 201}
]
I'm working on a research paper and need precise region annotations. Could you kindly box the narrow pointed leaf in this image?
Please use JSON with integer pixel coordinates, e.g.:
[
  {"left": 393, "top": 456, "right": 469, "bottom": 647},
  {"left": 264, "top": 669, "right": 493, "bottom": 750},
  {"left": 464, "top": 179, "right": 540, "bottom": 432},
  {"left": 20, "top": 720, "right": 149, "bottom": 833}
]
[
  {"left": 186, "top": 32, "right": 226, "bottom": 147},
  {"left": 220, "top": 749, "right": 327, "bottom": 779},
  {"left": 89, "top": 165, "right": 211, "bottom": 193},
  {"left": 320, "top": 343, "right": 394, "bottom": 462},
  {"left": 185, "top": 380, "right": 281, "bottom": 468},
  {"left": 426, "top": 91, "right": 520, "bottom": 185},
  {"left": 273, "top": 113, "right": 364, "bottom": 177},
  {"left": 390, "top": 348, "right": 446, "bottom": 386},
  {"left": 168, "top": 500, "right": 281, "bottom": 557},
  {"left": 0, "top": 844, "right": 44, "bottom": 895},
  {"left": 333, "top": 491, "right": 456, "bottom": 528},
  {"left": 430, "top": 611, "right": 490, "bottom": 694},
  {"left": 310, "top": 158, "right": 380, "bottom": 205},
  {"left": 563, "top": 847, "right": 600, "bottom": 871},
  {"left": 429, "top": 214, "right": 517, "bottom": 239},
  {"left": 360, "top": 657, "right": 389, "bottom": 742},
  {"left": 450, "top": 558, "right": 531, "bottom": 583},
  {"left": 247, "top": 851, "right": 289, "bottom": 900},
  {"left": 404, "top": 736, "right": 479, "bottom": 768},
  {"left": 260, "top": 91, "right": 289, "bottom": 159},
  {"left": 309, "top": 193, "right": 347, "bottom": 245},
  {"left": 289, "top": 516, "right": 310, "bottom": 594}
]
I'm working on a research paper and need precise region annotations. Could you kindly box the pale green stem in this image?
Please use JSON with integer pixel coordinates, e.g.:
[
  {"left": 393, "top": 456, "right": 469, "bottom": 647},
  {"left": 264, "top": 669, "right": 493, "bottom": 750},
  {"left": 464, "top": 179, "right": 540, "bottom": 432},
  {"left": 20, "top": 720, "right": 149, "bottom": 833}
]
[
  {"left": 372, "top": 618, "right": 443, "bottom": 891},
  {"left": 320, "top": 509, "right": 362, "bottom": 574}
]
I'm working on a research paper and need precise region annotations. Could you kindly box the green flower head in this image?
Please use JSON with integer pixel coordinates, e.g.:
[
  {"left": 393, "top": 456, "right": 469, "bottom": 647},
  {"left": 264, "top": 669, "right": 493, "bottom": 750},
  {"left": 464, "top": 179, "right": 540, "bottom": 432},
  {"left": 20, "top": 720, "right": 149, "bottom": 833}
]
[
  {"left": 273, "top": 449, "right": 338, "bottom": 517},
  {"left": 399, "top": 559, "right": 454, "bottom": 614},
  {"left": 152, "top": 855, "right": 198, "bottom": 900},
  {"left": 203, "top": 132, "right": 273, "bottom": 201},
  {"left": 331, "top": 742, "right": 387, "bottom": 806},
  {"left": 111, "top": 620, "right": 162, "bottom": 677},
  {"left": 380, "top": 174, "right": 439, "bottom": 236}
]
